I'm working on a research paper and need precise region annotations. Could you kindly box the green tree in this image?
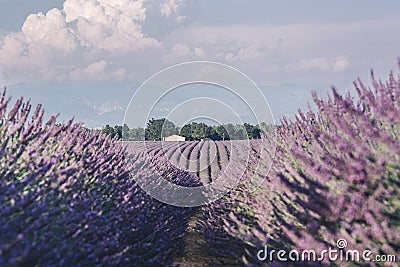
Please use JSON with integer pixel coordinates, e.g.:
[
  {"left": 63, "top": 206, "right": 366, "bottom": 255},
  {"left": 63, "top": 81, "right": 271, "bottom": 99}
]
[
  {"left": 114, "top": 125, "right": 122, "bottom": 139},
  {"left": 252, "top": 125, "right": 261, "bottom": 139},
  {"left": 234, "top": 125, "right": 245, "bottom": 140},
  {"left": 145, "top": 118, "right": 176, "bottom": 141},
  {"left": 101, "top": 125, "right": 122, "bottom": 139},
  {"left": 204, "top": 125, "right": 219, "bottom": 140},
  {"left": 129, "top": 127, "right": 145, "bottom": 141},
  {"left": 215, "top": 125, "right": 229, "bottom": 141},
  {"left": 243, "top": 123, "right": 261, "bottom": 139},
  {"left": 122, "top": 124, "right": 129, "bottom": 140},
  {"left": 223, "top": 123, "right": 235, "bottom": 140},
  {"left": 102, "top": 124, "right": 114, "bottom": 137},
  {"left": 180, "top": 124, "right": 192, "bottom": 140},
  {"left": 191, "top": 122, "right": 207, "bottom": 140}
]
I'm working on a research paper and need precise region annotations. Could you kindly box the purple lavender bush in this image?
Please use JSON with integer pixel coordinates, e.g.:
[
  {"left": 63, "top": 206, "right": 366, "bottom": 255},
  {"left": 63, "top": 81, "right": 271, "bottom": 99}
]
[
  {"left": 270, "top": 68, "right": 400, "bottom": 265},
  {"left": 0, "top": 89, "right": 197, "bottom": 266},
  {"left": 196, "top": 140, "right": 267, "bottom": 266},
  {"left": 199, "top": 65, "right": 400, "bottom": 266}
]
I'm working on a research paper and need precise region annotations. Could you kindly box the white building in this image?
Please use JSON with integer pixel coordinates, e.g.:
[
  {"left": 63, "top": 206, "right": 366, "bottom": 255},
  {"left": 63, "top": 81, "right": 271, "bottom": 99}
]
[{"left": 164, "top": 135, "right": 185, "bottom": 141}]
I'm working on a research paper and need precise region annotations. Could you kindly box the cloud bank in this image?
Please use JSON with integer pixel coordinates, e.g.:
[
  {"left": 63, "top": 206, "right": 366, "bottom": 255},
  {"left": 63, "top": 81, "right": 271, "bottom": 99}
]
[
  {"left": 0, "top": 0, "right": 167, "bottom": 83},
  {"left": 0, "top": 0, "right": 399, "bottom": 86}
]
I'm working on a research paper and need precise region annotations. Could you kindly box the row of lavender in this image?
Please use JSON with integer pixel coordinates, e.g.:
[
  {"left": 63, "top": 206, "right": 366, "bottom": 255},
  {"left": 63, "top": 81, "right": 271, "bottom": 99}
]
[
  {"left": 0, "top": 89, "right": 198, "bottom": 266},
  {"left": 133, "top": 139, "right": 233, "bottom": 185},
  {"left": 197, "top": 69, "right": 400, "bottom": 265},
  {"left": 136, "top": 138, "right": 269, "bottom": 265}
]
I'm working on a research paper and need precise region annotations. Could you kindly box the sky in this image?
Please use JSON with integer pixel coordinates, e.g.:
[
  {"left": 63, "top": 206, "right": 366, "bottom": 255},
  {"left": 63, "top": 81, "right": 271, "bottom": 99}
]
[{"left": 0, "top": 0, "right": 399, "bottom": 127}]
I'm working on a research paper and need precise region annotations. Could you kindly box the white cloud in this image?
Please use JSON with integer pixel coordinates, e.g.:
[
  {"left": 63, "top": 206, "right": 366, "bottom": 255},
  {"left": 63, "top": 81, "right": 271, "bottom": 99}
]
[
  {"left": 0, "top": 0, "right": 160, "bottom": 83},
  {"left": 162, "top": 16, "right": 400, "bottom": 84},
  {"left": 68, "top": 60, "right": 128, "bottom": 81},
  {"left": 177, "top": 15, "right": 186, "bottom": 23},
  {"left": 162, "top": 44, "right": 210, "bottom": 64},
  {"left": 0, "top": 32, "right": 26, "bottom": 62},
  {"left": 283, "top": 56, "right": 350, "bottom": 72},
  {"left": 171, "top": 43, "right": 190, "bottom": 55},
  {"left": 194, "top": 47, "right": 205, "bottom": 57},
  {"left": 223, "top": 44, "right": 271, "bottom": 62},
  {"left": 63, "top": 0, "right": 157, "bottom": 50},
  {"left": 64, "top": 0, "right": 147, "bottom": 23},
  {"left": 0, "top": 2, "right": 398, "bottom": 86},
  {"left": 22, "top": 8, "right": 77, "bottom": 52},
  {"left": 333, "top": 56, "right": 350, "bottom": 72},
  {"left": 84, "top": 60, "right": 108, "bottom": 75},
  {"left": 225, "top": 52, "right": 235, "bottom": 62},
  {"left": 162, "top": 43, "right": 190, "bottom": 63},
  {"left": 160, "top": 0, "right": 184, "bottom": 17},
  {"left": 237, "top": 44, "right": 271, "bottom": 60}
]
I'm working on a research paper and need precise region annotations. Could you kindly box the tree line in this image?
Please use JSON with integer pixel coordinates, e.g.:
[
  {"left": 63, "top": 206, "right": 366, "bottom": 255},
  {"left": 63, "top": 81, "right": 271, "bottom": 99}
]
[{"left": 102, "top": 118, "right": 262, "bottom": 141}]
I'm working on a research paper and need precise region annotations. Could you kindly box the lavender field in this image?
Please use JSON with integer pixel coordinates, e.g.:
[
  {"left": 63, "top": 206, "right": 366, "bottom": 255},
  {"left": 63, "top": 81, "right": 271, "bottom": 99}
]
[{"left": 1, "top": 66, "right": 399, "bottom": 266}]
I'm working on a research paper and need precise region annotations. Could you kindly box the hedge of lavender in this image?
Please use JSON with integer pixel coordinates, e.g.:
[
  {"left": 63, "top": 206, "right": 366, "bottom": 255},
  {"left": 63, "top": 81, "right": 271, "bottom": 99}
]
[
  {"left": 197, "top": 67, "right": 400, "bottom": 266},
  {"left": 0, "top": 89, "right": 197, "bottom": 266},
  {"left": 196, "top": 140, "right": 273, "bottom": 266}
]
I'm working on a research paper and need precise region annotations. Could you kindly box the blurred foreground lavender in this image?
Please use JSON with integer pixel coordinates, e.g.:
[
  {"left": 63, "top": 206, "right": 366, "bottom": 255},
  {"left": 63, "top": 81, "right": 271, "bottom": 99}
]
[
  {"left": 0, "top": 89, "right": 197, "bottom": 266},
  {"left": 197, "top": 66, "right": 400, "bottom": 266}
]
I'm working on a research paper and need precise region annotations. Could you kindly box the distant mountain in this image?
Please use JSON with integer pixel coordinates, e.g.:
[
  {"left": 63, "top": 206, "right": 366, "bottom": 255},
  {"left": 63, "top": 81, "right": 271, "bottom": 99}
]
[
  {"left": 90, "top": 101, "right": 126, "bottom": 116},
  {"left": 5, "top": 80, "right": 334, "bottom": 128},
  {"left": 6, "top": 81, "right": 135, "bottom": 128}
]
